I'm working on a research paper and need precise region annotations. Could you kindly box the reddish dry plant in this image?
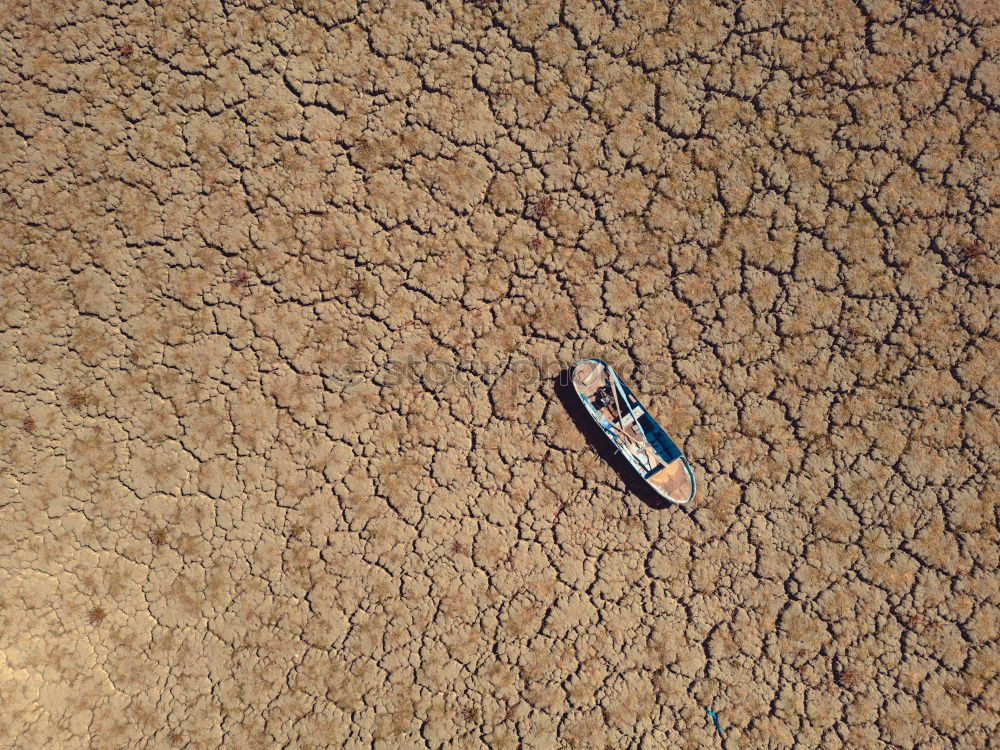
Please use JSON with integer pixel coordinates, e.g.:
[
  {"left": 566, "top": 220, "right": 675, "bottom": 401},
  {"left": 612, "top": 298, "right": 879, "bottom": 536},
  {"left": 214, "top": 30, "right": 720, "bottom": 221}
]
[
  {"left": 151, "top": 529, "right": 168, "bottom": 547},
  {"left": 87, "top": 606, "right": 107, "bottom": 625},
  {"left": 835, "top": 665, "right": 861, "bottom": 690},
  {"left": 118, "top": 43, "right": 134, "bottom": 57},
  {"left": 67, "top": 390, "right": 87, "bottom": 410},
  {"left": 20, "top": 415, "right": 35, "bottom": 434},
  {"left": 349, "top": 279, "right": 364, "bottom": 296},
  {"left": 529, "top": 236, "right": 543, "bottom": 251},
  {"left": 958, "top": 242, "right": 986, "bottom": 263},
  {"left": 531, "top": 196, "right": 554, "bottom": 220},
  {"left": 450, "top": 540, "right": 467, "bottom": 555},
  {"left": 460, "top": 706, "right": 479, "bottom": 723},
  {"left": 229, "top": 269, "right": 252, "bottom": 295},
  {"left": 168, "top": 733, "right": 183, "bottom": 745},
  {"left": 3, "top": 193, "right": 15, "bottom": 207}
]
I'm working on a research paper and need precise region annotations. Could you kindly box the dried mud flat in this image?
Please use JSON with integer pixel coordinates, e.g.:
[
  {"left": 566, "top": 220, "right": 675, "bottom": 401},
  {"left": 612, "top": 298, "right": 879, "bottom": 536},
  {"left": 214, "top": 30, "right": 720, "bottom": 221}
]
[{"left": 1, "top": 0, "right": 999, "bottom": 747}]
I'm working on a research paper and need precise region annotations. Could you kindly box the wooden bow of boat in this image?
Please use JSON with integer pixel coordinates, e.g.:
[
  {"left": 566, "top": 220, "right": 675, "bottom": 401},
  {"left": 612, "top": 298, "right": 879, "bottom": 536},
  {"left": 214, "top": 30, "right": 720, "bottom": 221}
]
[{"left": 571, "top": 359, "right": 696, "bottom": 505}]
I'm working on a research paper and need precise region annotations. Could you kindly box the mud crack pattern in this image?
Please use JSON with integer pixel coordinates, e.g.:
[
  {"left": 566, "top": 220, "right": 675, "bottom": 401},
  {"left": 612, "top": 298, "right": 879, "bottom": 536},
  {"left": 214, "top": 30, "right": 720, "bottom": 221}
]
[{"left": 1, "top": 0, "right": 998, "bottom": 747}]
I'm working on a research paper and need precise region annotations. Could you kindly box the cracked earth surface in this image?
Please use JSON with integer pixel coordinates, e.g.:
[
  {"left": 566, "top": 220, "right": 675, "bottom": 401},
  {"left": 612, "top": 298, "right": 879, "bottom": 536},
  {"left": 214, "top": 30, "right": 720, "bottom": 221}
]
[{"left": 1, "top": 0, "right": 999, "bottom": 747}]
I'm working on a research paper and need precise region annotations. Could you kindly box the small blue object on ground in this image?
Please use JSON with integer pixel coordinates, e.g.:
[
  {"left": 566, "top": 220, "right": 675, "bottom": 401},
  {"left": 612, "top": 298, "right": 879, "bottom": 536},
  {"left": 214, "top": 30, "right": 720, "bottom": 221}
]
[{"left": 705, "top": 708, "right": 722, "bottom": 735}]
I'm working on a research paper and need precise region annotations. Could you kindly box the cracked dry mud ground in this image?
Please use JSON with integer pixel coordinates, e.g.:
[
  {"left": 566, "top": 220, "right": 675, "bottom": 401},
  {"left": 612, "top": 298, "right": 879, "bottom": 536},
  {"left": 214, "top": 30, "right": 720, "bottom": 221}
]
[{"left": 0, "top": 0, "right": 998, "bottom": 747}]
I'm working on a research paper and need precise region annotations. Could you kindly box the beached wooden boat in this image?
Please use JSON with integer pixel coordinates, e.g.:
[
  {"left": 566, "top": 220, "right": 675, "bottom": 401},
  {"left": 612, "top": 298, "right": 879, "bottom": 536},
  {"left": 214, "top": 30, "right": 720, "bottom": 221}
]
[{"left": 571, "top": 358, "right": 696, "bottom": 504}]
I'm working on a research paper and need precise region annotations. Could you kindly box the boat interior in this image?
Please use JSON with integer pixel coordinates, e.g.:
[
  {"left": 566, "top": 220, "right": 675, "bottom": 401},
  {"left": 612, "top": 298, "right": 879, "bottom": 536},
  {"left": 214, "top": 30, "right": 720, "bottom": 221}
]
[{"left": 573, "top": 360, "right": 693, "bottom": 502}]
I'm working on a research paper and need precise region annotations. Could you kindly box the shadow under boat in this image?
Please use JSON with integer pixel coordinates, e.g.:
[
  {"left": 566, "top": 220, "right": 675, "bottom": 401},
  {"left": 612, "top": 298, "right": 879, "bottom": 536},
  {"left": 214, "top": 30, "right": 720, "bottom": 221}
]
[{"left": 552, "top": 366, "right": 681, "bottom": 511}]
